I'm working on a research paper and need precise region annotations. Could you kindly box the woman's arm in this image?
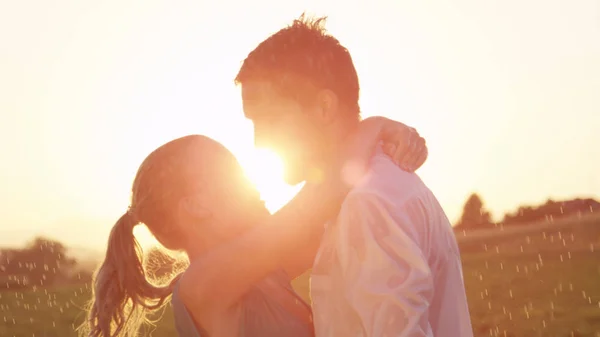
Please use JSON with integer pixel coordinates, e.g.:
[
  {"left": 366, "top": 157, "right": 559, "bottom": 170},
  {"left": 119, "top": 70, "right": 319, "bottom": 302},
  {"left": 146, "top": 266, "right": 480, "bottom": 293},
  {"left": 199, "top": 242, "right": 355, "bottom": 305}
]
[
  {"left": 361, "top": 116, "right": 428, "bottom": 172},
  {"left": 281, "top": 116, "right": 428, "bottom": 280},
  {"left": 179, "top": 116, "right": 428, "bottom": 321},
  {"left": 179, "top": 181, "right": 343, "bottom": 319}
]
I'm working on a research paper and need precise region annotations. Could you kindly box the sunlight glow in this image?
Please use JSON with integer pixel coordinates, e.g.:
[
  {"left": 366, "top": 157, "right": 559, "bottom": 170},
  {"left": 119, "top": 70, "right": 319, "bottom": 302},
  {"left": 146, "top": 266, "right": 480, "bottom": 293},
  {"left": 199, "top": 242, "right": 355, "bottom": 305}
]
[
  {"left": 135, "top": 148, "right": 301, "bottom": 250},
  {"left": 241, "top": 148, "right": 301, "bottom": 213},
  {"left": 3, "top": 1, "right": 597, "bottom": 252}
]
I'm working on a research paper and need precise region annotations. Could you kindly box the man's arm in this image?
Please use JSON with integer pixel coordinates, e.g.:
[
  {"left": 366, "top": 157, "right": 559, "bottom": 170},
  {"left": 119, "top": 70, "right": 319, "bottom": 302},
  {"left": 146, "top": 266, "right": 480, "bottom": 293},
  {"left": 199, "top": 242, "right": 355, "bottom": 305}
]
[{"left": 336, "top": 192, "right": 435, "bottom": 337}]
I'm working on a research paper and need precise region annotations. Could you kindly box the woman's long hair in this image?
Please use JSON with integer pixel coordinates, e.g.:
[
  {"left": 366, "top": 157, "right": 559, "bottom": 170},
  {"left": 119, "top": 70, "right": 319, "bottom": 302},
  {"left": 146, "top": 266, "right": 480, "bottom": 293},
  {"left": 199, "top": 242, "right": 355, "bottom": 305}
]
[
  {"left": 78, "top": 135, "right": 240, "bottom": 336},
  {"left": 79, "top": 212, "right": 183, "bottom": 337}
]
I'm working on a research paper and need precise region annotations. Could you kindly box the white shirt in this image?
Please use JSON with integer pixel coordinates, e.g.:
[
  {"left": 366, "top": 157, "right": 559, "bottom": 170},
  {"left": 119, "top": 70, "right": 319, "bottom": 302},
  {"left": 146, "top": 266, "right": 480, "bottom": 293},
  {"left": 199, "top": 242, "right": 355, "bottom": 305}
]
[{"left": 310, "top": 149, "right": 474, "bottom": 337}]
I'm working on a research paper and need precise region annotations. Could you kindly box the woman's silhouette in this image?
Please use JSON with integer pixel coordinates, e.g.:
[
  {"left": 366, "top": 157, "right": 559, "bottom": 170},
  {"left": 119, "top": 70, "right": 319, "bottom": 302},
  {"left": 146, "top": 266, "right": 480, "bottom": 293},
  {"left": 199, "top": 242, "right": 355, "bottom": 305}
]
[{"left": 79, "top": 117, "right": 428, "bottom": 337}]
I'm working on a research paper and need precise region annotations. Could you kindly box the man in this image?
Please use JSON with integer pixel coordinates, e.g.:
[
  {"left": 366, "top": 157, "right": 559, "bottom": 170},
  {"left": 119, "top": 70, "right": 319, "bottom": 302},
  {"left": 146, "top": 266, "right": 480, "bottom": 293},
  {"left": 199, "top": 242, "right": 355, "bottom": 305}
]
[{"left": 235, "top": 15, "right": 473, "bottom": 337}]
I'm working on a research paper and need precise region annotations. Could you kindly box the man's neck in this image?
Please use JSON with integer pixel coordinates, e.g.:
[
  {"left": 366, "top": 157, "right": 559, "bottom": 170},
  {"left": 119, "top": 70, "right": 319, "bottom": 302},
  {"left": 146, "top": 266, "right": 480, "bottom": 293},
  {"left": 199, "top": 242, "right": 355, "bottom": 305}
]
[{"left": 309, "top": 119, "right": 359, "bottom": 183}]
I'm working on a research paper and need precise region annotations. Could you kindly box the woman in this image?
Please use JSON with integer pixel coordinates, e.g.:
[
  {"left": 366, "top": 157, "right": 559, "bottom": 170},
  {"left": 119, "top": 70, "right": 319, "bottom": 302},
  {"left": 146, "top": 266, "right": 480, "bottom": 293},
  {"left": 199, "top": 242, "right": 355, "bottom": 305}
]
[{"left": 80, "top": 117, "right": 428, "bottom": 337}]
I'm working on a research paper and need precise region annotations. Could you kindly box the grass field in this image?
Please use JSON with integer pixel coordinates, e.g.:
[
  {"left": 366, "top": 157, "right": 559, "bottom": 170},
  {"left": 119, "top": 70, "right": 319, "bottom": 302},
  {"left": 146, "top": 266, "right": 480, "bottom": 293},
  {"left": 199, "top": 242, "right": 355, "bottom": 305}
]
[{"left": 2, "top": 215, "right": 599, "bottom": 337}]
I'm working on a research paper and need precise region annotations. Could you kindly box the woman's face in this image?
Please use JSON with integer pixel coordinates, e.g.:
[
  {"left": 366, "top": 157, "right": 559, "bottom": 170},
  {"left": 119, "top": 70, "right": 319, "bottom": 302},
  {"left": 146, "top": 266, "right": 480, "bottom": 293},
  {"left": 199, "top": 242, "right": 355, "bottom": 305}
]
[{"left": 183, "top": 143, "right": 270, "bottom": 242}]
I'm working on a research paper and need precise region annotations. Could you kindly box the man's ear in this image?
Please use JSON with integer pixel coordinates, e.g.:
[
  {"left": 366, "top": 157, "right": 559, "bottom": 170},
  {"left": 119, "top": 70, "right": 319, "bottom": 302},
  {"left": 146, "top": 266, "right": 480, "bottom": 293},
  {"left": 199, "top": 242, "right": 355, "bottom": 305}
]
[
  {"left": 178, "top": 195, "right": 212, "bottom": 221},
  {"left": 315, "top": 89, "right": 339, "bottom": 125}
]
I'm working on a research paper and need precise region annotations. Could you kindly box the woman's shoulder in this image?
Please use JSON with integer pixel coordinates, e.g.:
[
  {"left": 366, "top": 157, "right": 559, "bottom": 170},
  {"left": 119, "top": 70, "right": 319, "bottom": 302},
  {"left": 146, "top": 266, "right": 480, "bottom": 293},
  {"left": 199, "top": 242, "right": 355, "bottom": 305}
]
[
  {"left": 172, "top": 269, "right": 312, "bottom": 337},
  {"left": 171, "top": 280, "right": 206, "bottom": 337}
]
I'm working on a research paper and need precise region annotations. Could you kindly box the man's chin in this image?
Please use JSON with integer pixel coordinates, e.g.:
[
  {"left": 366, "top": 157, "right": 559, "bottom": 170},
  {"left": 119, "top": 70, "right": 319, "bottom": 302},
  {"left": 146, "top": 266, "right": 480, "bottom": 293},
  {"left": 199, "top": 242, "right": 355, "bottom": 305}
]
[
  {"left": 280, "top": 155, "right": 315, "bottom": 185},
  {"left": 283, "top": 164, "right": 329, "bottom": 185},
  {"left": 283, "top": 170, "right": 306, "bottom": 185}
]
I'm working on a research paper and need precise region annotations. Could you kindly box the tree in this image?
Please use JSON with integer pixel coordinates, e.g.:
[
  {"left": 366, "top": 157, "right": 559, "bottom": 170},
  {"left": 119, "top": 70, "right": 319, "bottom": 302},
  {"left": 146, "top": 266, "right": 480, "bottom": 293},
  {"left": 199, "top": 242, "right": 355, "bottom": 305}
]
[
  {"left": 0, "top": 236, "right": 78, "bottom": 288},
  {"left": 455, "top": 193, "right": 493, "bottom": 230}
]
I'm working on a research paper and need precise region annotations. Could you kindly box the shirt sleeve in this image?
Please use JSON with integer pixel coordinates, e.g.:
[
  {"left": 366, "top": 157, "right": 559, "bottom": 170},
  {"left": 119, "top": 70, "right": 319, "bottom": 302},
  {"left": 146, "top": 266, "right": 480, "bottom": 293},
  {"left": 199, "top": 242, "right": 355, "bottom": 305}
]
[{"left": 335, "top": 191, "right": 435, "bottom": 337}]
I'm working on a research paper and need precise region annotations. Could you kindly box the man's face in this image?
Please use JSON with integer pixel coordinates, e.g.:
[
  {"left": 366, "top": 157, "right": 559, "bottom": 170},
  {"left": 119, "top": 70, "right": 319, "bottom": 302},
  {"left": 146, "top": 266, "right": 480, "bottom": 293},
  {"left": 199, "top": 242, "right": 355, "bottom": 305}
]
[{"left": 241, "top": 80, "right": 326, "bottom": 184}]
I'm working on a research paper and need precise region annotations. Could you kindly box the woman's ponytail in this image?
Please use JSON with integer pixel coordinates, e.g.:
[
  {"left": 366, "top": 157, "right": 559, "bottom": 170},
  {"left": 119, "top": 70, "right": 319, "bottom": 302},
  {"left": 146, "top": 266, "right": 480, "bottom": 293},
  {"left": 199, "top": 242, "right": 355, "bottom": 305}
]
[{"left": 79, "top": 212, "right": 181, "bottom": 337}]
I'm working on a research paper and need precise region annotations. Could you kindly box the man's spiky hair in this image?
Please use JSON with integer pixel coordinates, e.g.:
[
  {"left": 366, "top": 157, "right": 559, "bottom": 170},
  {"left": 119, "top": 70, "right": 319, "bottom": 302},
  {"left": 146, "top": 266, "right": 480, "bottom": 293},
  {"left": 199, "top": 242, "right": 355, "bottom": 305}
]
[{"left": 235, "top": 14, "right": 361, "bottom": 118}]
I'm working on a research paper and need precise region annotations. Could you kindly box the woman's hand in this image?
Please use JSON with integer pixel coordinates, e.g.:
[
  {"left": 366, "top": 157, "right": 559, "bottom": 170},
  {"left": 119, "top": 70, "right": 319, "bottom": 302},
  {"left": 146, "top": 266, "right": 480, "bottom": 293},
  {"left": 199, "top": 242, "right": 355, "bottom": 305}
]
[
  {"left": 368, "top": 116, "right": 427, "bottom": 172},
  {"left": 345, "top": 116, "right": 427, "bottom": 172},
  {"left": 335, "top": 116, "right": 428, "bottom": 190}
]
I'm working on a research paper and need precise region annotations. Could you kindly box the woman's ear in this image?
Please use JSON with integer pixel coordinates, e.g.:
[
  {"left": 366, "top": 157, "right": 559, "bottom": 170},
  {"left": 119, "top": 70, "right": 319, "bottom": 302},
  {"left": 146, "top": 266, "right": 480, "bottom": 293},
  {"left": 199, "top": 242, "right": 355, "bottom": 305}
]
[{"left": 178, "top": 195, "right": 212, "bottom": 221}]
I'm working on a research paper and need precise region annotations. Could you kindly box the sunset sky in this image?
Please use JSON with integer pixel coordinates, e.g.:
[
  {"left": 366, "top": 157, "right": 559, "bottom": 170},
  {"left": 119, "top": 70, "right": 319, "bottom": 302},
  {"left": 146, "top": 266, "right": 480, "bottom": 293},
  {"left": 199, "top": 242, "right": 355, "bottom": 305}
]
[{"left": 1, "top": 0, "right": 598, "bottom": 250}]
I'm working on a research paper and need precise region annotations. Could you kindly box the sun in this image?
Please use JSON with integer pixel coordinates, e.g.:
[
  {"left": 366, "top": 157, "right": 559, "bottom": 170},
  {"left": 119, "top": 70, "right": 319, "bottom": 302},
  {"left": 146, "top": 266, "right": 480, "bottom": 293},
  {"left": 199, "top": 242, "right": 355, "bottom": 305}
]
[{"left": 240, "top": 148, "right": 301, "bottom": 213}]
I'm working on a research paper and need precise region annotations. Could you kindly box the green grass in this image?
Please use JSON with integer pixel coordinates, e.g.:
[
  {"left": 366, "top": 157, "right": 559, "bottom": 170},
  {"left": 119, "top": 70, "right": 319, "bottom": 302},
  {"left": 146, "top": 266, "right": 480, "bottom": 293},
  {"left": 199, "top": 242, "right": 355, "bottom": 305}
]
[
  {"left": 0, "top": 283, "right": 177, "bottom": 337},
  {"left": 2, "top": 216, "right": 599, "bottom": 337}
]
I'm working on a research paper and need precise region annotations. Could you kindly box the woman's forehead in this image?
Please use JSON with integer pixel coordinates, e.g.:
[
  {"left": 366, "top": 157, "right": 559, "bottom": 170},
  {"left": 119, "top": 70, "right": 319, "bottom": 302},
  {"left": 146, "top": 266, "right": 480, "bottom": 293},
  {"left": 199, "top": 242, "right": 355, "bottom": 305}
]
[{"left": 185, "top": 143, "right": 242, "bottom": 176}]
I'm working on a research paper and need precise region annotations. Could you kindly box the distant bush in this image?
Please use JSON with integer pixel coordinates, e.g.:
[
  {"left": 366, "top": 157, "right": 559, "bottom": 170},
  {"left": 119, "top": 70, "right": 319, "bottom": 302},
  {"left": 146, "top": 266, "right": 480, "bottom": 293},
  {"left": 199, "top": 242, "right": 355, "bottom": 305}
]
[
  {"left": 455, "top": 195, "right": 600, "bottom": 231},
  {"left": 0, "top": 237, "right": 81, "bottom": 290}
]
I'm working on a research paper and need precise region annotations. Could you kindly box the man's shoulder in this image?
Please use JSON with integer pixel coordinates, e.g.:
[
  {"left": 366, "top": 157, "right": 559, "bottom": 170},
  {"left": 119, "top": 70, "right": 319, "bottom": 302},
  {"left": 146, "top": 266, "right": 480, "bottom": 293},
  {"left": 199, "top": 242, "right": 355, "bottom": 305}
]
[{"left": 346, "top": 151, "right": 427, "bottom": 202}]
